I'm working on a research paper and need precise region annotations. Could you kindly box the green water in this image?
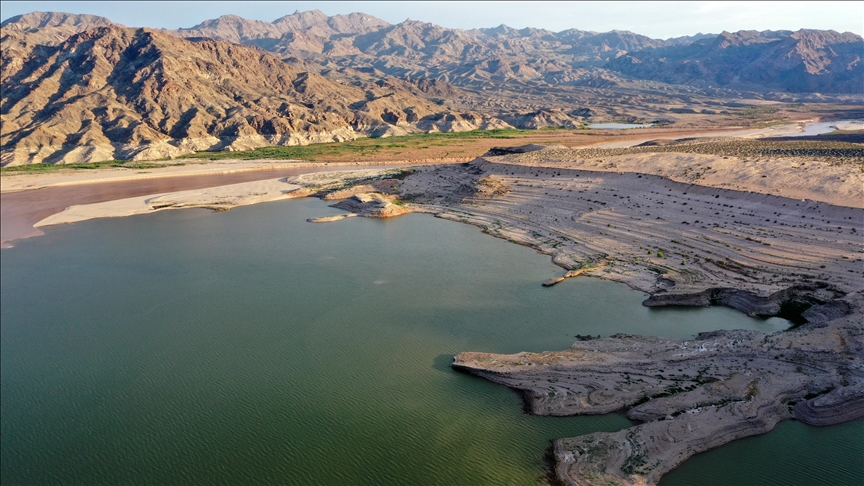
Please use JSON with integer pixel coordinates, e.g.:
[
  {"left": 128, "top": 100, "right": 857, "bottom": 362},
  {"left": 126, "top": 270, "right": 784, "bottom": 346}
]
[
  {"left": 660, "top": 418, "right": 863, "bottom": 485},
  {"left": 1, "top": 198, "right": 860, "bottom": 485}
]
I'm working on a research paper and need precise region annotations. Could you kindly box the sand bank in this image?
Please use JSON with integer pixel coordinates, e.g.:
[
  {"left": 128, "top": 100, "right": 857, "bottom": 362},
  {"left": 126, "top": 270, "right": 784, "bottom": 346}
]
[
  {"left": 1, "top": 163, "right": 444, "bottom": 247},
  {"left": 35, "top": 178, "right": 301, "bottom": 228},
  {"left": 0, "top": 158, "right": 467, "bottom": 194}
]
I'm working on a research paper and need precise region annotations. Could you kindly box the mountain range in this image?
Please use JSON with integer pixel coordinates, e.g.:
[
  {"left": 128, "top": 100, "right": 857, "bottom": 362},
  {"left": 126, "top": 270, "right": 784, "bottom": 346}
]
[
  {"left": 162, "top": 11, "right": 861, "bottom": 93},
  {"left": 1, "top": 10, "right": 862, "bottom": 165}
]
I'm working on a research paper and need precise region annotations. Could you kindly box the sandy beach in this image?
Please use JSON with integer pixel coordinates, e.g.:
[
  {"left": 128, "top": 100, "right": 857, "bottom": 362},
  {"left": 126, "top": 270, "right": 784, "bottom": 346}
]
[
  {"left": 34, "top": 178, "right": 302, "bottom": 228},
  {"left": 0, "top": 158, "right": 472, "bottom": 193},
  {"left": 0, "top": 162, "right": 453, "bottom": 247}
]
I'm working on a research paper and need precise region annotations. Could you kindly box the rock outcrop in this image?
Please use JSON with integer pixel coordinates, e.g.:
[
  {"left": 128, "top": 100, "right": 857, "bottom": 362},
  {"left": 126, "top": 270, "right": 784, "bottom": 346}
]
[
  {"left": 793, "top": 383, "right": 864, "bottom": 426},
  {"left": 453, "top": 292, "right": 863, "bottom": 485},
  {"left": 332, "top": 193, "right": 412, "bottom": 218},
  {"left": 288, "top": 168, "right": 415, "bottom": 220},
  {"left": 642, "top": 285, "right": 842, "bottom": 320}
]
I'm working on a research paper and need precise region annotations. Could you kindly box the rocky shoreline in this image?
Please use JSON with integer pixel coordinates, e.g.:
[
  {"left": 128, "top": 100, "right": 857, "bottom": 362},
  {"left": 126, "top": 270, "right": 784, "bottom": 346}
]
[
  {"left": 452, "top": 290, "right": 862, "bottom": 485},
  {"left": 289, "top": 143, "right": 862, "bottom": 485},
  {"left": 21, "top": 142, "right": 864, "bottom": 485}
]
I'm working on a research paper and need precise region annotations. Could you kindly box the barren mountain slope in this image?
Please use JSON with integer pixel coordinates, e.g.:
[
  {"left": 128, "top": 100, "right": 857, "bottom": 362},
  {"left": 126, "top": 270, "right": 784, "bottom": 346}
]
[
  {"left": 607, "top": 29, "right": 864, "bottom": 94},
  {"left": 0, "top": 26, "right": 454, "bottom": 165},
  {"left": 167, "top": 11, "right": 675, "bottom": 87},
  {"left": 164, "top": 11, "right": 864, "bottom": 94},
  {"left": 0, "top": 11, "right": 119, "bottom": 45},
  {"left": 1, "top": 12, "right": 120, "bottom": 82},
  {"left": 5, "top": 11, "right": 862, "bottom": 96},
  {"left": 2, "top": 11, "right": 863, "bottom": 167}
]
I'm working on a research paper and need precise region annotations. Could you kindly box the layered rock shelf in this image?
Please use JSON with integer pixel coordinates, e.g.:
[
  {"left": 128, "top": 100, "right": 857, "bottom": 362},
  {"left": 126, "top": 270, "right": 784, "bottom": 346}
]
[
  {"left": 38, "top": 144, "right": 859, "bottom": 485},
  {"left": 453, "top": 293, "right": 863, "bottom": 485},
  {"left": 410, "top": 145, "right": 863, "bottom": 485}
]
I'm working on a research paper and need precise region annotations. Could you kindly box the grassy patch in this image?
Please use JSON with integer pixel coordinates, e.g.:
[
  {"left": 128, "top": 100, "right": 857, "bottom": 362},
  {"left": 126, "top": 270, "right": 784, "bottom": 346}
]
[
  {"left": 178, "top": 129, "right": 534, "bottom": 161},
  {"left": 1, "top": 160, "right": 185, "bottom": 175},
  {"left": 752, "top": 119, "right": 794, "bottom": 128}
]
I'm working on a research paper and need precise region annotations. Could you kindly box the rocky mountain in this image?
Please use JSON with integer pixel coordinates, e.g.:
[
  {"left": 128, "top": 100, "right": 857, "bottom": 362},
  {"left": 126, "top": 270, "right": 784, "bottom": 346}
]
[
  {"left": 0, "top": 11, "right": 118, "bottom": 45},
  {"left": 2, "top": 10, "right": 862, "bottom": 165},
  {"left": 665, "top": 32, "right": 717, "bottom": 45},
  {"left": 1, "top": 12, "right": 121, "bottom": 82},
  {"left": 4, "top": 11, "right": 860, "bottom": 95},
  {"left": 606, "top": 29, "right": 864, "bottom": 93},
  {"left": 2, "top": 21, "right": 597, "bottom": 165},
  {"left": 0, "top": 26, "right": 458, "bottom": 165},
  {"left": 167, "top": 11, "right": 673, "bottom": 87},
  {"left": 161, "top": 11, "right": 862, "bottom": 95}
]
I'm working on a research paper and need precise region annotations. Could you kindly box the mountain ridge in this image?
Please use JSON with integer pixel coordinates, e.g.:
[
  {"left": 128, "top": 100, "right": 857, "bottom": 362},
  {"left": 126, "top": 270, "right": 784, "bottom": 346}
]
[
  {"left": 4, "top": 10, "right": 859, "bottom": 93},
  {"left": 2, "top": 10, "right": 863, "bottom": 165}
]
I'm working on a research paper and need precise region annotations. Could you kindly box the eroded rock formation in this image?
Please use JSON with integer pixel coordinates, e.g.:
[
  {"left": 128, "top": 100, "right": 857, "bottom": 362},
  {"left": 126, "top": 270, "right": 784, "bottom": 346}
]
[{"left": 453, "top": 291, "right": 862, "bottom": 485}]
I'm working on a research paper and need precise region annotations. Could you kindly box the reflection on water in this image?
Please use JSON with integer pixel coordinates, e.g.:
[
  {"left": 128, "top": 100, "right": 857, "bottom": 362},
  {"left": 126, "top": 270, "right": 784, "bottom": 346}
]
[{"left": 1, "top": 198, "right": 860, "bottom": 484}]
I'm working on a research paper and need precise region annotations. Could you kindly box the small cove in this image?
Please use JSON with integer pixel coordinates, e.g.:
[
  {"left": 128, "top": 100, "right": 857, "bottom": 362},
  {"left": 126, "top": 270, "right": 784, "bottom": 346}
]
[{"left": 1, "top": 197, "right": 860, "bottom": 484}]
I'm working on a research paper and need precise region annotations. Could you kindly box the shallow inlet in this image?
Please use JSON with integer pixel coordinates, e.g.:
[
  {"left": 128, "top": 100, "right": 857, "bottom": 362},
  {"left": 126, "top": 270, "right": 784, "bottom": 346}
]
[{"left": 1, "top": 198, "right": 861, "bottom": 485}]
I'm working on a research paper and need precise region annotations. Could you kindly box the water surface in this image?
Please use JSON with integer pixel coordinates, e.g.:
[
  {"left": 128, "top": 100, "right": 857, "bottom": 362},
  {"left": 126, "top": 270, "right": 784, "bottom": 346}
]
[
  {"left": 777, "top": 119, "right": 864, "bottom": 137},
  {"left": 661, "top": 418, "right": 863, "bottom": 485},
  {"left": 2, "top": 198, "right": 860, "bottom": 484}
]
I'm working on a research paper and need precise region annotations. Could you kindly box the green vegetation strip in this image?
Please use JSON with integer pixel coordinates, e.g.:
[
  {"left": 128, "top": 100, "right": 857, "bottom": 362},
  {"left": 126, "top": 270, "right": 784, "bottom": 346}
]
[
  {"left": 1, "top": 129, "right": 551, "bottom": 174},
  {"left": 177, "top": 129, "right": 531, "bottom": 161},
  {"left": 568, "top": 138, "right": 864, "bottom": 164},
  {"left": 1, "top": 160, "right": 186, "bottom": 174}
]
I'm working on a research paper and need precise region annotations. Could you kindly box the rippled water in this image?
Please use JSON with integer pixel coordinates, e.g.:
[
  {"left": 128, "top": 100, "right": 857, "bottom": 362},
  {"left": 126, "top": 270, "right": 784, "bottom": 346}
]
[
  {"left": 661, "top": 417, "right": 863, "bottom": 485},
  {"left": 2, "top": 198, "right": 860, "bottom": 484}
]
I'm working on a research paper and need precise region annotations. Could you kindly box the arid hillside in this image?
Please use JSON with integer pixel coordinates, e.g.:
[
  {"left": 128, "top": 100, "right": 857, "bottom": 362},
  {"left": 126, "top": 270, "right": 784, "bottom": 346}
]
[
  {"left": 1, "top": 11, "right": 863, "bottom": 166},
  {"left": 2, "top": 25, "right": 564, "bottom": 165},
  {"left": 607, "top": 29, "right": 864, "bottom": 94},
  {"left": 165, "top": 11, "right": 863, "bottom": 95}
]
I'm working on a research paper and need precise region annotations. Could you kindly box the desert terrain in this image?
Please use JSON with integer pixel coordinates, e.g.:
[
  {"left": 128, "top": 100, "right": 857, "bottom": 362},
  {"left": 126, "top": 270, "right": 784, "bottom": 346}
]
[
  {"left": 2, "top": 8, "right": 864, "bottom": 486},
  {"left": 3, "top": 11, "right": 863, "bottom": 167}
]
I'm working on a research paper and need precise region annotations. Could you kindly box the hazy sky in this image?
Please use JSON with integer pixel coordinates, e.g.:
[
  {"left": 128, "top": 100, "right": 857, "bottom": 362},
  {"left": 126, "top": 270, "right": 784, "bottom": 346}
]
[{"left": 1, "top": 1, "right": 862, "bottom": 38}]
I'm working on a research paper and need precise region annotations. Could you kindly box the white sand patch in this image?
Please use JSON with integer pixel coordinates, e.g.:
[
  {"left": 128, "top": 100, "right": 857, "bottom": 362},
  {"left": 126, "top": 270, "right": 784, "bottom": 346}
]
[{"left": 35, "top": 178, "right": 300, "bottom": 227}]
